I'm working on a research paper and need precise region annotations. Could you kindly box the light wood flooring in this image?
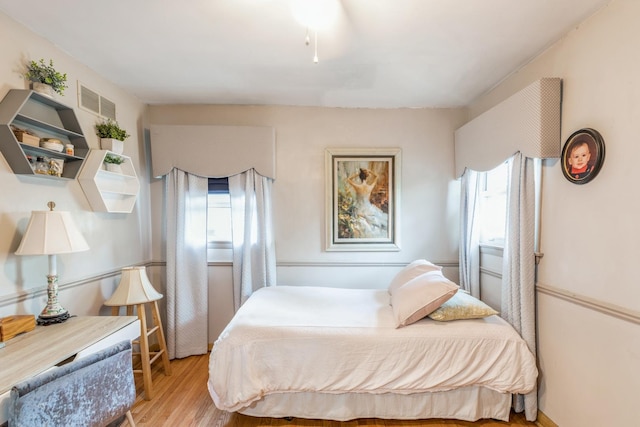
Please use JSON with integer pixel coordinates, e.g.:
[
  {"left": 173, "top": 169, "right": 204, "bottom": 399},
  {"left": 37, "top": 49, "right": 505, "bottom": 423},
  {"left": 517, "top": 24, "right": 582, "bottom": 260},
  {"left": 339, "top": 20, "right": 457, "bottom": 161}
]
[{"left": 126, "top": 353, "right": 538, "bottom": 427}]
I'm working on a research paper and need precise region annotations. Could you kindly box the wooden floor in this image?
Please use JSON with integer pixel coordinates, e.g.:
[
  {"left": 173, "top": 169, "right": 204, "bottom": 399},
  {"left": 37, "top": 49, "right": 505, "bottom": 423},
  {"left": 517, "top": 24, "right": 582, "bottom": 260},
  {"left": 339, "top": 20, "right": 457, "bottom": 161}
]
[{"left": 126, "top": 353, "right": 537, "bottom": 427}]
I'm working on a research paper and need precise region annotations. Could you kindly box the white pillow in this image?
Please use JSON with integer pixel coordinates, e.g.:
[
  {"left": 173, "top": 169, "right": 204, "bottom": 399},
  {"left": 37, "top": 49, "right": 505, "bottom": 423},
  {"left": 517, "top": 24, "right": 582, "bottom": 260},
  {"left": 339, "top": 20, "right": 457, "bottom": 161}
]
[
  {"left": 391, "top": 270, "right": 459, "bottom": 328},
  {"left": 428, "top": 290, "right": 499, "bottom": 321},
  {"left": 388, "top": 259, "right": 442, "bottom": 296}
]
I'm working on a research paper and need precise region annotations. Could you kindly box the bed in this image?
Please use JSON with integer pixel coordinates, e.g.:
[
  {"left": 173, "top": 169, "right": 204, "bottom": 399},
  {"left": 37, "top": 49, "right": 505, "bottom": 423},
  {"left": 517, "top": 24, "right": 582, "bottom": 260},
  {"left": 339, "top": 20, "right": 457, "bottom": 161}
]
[{"left": 208, "top": 267, "right": 538, "bottom": 422}]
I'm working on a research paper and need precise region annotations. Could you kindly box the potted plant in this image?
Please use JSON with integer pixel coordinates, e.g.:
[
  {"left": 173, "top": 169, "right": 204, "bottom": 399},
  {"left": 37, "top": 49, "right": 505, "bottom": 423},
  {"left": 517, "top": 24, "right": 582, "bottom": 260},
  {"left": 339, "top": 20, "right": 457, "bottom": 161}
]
[
  {"left": 95, "top": 119, "right": 130, "bottom": 154},
  {"left": 103, "top": 152, "right": 125, "bottom": 173},
  {"left": 24, "top": 58, "right": 68, "bottom": 97}
]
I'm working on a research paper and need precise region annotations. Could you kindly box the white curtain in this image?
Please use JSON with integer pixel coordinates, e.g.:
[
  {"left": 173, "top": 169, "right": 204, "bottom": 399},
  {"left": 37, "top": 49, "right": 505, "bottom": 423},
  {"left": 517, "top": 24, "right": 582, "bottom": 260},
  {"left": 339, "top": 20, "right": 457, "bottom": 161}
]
[
  {"left": 459, "top": 168, "right": 481, "bottom": 297},
  {"left": 501, "top": 152, "right": 538, "bottom": 421},
  {"left": 165, "top": 169, "right": 209, "bottom": 359},
  {"left": 229, "top": 169, "right": 276, "bottom": 311}
]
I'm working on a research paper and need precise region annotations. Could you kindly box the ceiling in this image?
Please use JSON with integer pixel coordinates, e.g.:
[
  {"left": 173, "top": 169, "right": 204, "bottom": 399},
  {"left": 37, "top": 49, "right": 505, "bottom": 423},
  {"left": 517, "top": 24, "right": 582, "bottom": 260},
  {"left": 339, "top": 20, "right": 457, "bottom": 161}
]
[{"left": 0, "top": 0, "right": 610, "bottom": 108}]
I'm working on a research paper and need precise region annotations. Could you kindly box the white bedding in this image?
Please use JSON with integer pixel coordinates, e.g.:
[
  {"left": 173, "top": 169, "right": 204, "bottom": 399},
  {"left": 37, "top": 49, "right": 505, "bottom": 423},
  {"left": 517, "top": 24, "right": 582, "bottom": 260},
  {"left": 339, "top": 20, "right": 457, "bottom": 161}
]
[{"left": 208, "top": 286, "right": 537, "bottom": 415}]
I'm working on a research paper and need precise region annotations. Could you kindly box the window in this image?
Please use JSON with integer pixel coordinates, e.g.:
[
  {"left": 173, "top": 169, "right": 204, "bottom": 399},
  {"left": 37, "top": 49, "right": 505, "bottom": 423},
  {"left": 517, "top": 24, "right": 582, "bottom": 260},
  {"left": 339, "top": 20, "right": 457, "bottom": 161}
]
[
  {"left": 208, "top": 178, "right": 232, "bottom": 261},
  {"left": 478, "top": 161, "right": 508, "bottom": 246}
]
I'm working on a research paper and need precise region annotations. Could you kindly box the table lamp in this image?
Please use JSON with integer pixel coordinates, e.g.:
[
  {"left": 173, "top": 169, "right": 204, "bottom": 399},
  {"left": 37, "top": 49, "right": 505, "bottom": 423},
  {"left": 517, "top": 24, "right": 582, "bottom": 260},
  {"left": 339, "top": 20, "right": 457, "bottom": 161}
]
[
  {"left": 104, "top": 266, "right": 162, "bottom": 306},
  {"left": 15, "top": 201, "right": 89, "bottom": 325}
]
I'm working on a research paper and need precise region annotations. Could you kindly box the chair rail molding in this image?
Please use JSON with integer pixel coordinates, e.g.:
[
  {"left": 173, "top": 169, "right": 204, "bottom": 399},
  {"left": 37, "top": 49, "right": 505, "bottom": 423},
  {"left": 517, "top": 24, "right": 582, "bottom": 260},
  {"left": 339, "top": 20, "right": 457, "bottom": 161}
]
[
  {"left": 0, "top": 263, "right": 151, "bottom": 309},
  {"left": 536, "top": 282, "right": 640, "bottom": 325}
]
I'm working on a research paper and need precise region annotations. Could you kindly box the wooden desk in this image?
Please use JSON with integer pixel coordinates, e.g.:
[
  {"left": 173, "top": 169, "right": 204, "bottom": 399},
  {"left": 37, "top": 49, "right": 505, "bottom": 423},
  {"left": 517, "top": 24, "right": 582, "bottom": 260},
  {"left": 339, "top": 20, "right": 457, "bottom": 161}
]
[{"left": 0, "top": 316, "right": 140, "bottom": 424}]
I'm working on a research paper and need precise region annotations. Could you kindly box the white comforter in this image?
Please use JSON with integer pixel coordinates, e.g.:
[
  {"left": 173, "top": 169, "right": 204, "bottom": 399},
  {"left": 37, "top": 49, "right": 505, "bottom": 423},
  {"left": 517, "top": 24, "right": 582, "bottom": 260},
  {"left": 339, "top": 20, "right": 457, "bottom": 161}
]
[{"left": 208, "top": 286, "right": 537, "bottom": 412}]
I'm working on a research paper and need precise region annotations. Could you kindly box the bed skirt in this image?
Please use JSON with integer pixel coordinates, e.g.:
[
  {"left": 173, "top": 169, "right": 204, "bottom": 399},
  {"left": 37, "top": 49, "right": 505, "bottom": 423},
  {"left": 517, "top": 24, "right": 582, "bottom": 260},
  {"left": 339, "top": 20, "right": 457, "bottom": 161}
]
[{"left": 238, "top": 386, "right": 512, "bottom": 422}]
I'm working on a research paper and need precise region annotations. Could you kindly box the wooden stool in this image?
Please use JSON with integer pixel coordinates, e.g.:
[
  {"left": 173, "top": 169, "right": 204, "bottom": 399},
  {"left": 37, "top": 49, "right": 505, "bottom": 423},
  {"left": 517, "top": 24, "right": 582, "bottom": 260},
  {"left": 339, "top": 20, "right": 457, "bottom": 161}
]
[
  {"left": 105, "top": 266, "right": 173, "bottom": 400},
  {"left": 111, "top": 300, "right": 171, "bottom": 400}
]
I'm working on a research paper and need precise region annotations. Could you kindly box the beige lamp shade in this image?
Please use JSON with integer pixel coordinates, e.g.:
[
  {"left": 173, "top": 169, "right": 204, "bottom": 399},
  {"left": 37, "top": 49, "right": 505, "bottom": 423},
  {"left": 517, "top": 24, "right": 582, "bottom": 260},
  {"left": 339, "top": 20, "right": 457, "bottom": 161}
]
[
  {"left": 15, "top": 209, "right": 89, "bottom": 255},
  {"left": 105, "top": 266, "right": 163, "bottom": 306},
  {"left": 14, "top": 202, "right": 89, "bottom": 324}
]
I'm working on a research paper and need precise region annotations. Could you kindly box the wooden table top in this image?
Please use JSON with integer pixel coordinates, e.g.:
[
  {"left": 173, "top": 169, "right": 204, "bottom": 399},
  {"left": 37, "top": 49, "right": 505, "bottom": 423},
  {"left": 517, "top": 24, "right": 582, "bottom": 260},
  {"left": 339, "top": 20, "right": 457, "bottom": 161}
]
[{"left": 0, "top": 316, "right": 137, "bottom": 395}]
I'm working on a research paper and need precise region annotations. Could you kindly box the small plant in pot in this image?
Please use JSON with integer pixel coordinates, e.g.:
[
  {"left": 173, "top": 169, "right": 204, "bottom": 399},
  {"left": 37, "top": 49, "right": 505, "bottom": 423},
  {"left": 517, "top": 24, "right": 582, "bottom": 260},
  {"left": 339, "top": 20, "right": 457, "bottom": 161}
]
[
  {"left": 24, "top": 58, "right": 68, "bottom": 96},
  {"left": 96, "top": 119, "right": 130, "bottom": 154},
  {"left": 103, "top": 153, "right": 125, "bottom": 173}
]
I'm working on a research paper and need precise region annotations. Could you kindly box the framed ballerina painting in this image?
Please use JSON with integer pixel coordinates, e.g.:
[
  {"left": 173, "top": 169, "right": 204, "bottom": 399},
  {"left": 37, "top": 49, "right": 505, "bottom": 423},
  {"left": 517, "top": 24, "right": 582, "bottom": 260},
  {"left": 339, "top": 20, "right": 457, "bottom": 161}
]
[{"left": 325, "top": 147, "right": 401, "bottom": 251}]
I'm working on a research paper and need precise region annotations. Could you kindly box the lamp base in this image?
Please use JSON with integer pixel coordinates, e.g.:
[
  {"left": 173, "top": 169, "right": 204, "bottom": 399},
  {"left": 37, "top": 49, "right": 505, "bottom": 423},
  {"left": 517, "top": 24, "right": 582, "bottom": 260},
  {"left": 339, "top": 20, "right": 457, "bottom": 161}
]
[
  {"left": 37, "top": 274, "right": 71, "bottom": 326},
  {"left": 37, "top": 311, "right": 71, "bottom": 326}
]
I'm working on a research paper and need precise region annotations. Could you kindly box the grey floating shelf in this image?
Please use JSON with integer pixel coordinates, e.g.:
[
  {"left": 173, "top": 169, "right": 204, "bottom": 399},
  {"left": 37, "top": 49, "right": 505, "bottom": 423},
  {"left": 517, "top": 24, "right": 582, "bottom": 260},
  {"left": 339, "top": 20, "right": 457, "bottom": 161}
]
[{"left": 0, "top": 89, "right": 89, "bottom": 179}]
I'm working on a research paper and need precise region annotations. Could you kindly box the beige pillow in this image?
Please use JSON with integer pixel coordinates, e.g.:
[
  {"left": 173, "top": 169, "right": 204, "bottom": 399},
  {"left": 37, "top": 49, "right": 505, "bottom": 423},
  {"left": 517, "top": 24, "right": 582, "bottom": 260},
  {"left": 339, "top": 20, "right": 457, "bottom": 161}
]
[
  {"left": 388, "top": 259, "right": 443, "bottom": 296},
  {"left": 391, "top": 271, "right": 459, "bottom": 328},
  {"left": 428, "top": 291, "right": 499, "bottom": 321}
]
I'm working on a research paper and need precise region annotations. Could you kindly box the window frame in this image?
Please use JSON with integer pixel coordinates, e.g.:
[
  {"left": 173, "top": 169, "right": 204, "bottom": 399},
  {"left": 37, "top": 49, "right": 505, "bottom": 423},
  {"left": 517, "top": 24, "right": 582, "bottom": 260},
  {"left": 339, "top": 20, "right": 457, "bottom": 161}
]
[
  {"left": 478, "top": 162, "right": 508, "bottom": 248},
  {"left": 207, "top": 178, "right": 232, "bottom": 261}
]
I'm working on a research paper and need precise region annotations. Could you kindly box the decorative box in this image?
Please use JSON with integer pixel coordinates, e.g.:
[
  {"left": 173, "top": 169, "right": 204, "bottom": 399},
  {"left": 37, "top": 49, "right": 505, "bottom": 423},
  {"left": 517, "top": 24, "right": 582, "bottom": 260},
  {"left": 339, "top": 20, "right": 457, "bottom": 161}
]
[
  {"left": 0, "top": 315, "right": 36, "bottom": 341},
  {"left": 13, "top": 130, "right": 40, "bottom": 147}
]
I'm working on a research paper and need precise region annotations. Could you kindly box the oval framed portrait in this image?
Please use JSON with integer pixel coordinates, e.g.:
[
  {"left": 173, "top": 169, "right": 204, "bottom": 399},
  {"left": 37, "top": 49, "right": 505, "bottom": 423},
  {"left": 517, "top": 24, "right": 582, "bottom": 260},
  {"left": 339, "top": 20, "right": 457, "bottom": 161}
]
[{"left": 561, "top": 128, "right": 605, "bottom": 185}]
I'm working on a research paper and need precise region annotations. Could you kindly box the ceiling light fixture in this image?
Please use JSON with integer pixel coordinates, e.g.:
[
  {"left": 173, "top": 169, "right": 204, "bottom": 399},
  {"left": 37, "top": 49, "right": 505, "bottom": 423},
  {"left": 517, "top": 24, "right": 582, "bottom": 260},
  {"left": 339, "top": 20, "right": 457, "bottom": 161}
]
[
  {"left": 291, "top": 0, "right": 340, "bottom": 63},
  {"left": 305, "top": 27, "right": 319, "bottom": 64}
]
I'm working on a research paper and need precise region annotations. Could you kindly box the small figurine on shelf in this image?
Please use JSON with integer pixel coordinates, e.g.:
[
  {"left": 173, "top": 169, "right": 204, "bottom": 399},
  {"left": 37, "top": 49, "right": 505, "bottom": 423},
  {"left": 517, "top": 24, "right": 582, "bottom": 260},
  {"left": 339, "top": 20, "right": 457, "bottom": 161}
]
[
  {"left": 35, "top": 156, "right": 48, "bottom": 175},
  {"left": 48, "top": 159, "right": 64, "bottom": 177}
]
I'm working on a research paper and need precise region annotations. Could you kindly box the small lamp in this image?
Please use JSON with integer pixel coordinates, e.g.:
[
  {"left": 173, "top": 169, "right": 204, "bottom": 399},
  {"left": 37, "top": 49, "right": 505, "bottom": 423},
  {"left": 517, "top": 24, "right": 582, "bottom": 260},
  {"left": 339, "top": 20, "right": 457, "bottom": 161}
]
[
  {"left": 104, "top": 266, "right": 171, "bottom": 400},
  {"left": 104, "top": 266, "right": 163, "bottom": 306},
  {"left": 15, "top": 201, "right": 89, "bottom": 325}
]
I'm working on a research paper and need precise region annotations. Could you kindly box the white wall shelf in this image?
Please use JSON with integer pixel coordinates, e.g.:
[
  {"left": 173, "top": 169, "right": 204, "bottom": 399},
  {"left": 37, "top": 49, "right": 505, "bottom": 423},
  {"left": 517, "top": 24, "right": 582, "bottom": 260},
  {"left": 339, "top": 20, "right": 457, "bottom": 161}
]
[{"left": 78, "top": 150, "right": 140, "bottom": 213}]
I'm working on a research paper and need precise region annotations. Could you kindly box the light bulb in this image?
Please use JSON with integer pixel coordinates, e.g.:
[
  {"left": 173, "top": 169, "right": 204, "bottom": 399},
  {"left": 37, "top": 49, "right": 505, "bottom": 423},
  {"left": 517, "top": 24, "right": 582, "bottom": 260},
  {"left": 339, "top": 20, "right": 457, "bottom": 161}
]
[{"left": 291, "top": 0, "right": 339, "bottom": 30}]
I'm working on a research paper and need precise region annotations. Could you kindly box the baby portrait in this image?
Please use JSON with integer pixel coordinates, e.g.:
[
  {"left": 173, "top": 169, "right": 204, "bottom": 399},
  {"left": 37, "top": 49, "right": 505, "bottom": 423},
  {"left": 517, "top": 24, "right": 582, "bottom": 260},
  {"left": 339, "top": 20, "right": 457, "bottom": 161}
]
[{"left": 561, "top": 128, "right": 605, "bottom": 184}]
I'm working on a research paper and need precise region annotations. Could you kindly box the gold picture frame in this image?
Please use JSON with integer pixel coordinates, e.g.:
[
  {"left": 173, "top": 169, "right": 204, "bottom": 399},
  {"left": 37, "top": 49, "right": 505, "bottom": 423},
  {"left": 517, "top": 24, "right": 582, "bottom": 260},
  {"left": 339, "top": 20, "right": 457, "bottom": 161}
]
[{"left": 325, "top": 148, "right": 401, "bottom": 251}]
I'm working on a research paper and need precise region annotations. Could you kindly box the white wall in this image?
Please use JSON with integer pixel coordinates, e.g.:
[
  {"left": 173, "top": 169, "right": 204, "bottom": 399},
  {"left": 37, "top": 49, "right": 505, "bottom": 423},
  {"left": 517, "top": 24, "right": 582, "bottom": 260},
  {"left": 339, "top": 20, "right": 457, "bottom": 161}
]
[
  {"left": 146, "top": 105, "right": 466, "bottom": 339},
  {"left": 0, "top": 12, "right": 151, "bottom": 318},
  {"left": 468, "top": 1, "right": 640, "bottom": 425}
]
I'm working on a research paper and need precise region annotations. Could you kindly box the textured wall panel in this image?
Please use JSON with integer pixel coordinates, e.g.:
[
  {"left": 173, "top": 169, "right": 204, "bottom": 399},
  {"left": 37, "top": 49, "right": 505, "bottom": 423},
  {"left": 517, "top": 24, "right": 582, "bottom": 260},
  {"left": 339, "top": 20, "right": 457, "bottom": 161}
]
[
  {"left": 149, "top": 125, "right": 276, "bottom": 179},
  {"left": 454, "top": 78, "right": 562, "bottom": 176}
]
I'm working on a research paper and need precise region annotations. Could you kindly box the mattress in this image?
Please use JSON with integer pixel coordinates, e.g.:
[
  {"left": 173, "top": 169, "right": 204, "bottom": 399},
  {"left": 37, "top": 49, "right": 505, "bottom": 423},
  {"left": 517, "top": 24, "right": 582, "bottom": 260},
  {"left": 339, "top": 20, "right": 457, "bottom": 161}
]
[{"left": 208, "top": 286, "right": 537, "bottom": 418}]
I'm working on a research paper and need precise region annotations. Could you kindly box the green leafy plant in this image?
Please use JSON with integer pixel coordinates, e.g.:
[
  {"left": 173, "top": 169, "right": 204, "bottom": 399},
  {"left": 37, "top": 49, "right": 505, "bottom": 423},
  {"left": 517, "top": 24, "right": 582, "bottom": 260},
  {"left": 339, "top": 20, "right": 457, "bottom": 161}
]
[
  {"left": 95, "top": 119, "right": 130, "bottom": 141},
  {"left": 24, "top": 59, "right": 68, "bottom": 95},
  {"left": 104, "top": 153, "right": 125, "bottom": 165}
]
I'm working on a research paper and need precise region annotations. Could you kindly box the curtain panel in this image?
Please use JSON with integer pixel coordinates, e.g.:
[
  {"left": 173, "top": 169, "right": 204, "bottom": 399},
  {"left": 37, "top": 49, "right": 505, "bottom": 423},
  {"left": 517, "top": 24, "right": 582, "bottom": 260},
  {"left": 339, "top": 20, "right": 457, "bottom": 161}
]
[
  {"left": 502, "top": 153, "right": 537, "bottom": 420},
  {"left": 459, "top": 169, "right": 481, "bottom": 297},
  {"left": 229, "top": 169, "right": 277, "bottom": 311},
  {"left": 458, "top": 152, "right": 539, "bottom": 420},
  {"left": 165, "top": 169, "right": 209, "bottom": 359}
]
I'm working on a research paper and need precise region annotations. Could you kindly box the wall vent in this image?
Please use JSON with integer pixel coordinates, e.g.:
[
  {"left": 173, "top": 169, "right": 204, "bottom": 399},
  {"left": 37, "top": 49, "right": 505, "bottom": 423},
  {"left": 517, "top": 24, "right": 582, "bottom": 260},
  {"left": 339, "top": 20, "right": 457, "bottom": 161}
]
[{"left": 77, "top": 82, "right": 116, "bottom": 120}]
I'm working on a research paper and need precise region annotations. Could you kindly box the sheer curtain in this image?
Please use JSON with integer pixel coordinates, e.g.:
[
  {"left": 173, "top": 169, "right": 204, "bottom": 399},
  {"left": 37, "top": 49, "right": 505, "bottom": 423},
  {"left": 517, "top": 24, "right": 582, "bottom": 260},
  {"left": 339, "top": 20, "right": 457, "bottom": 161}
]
[
  {"left": 459, "top": 168, "right": 481, "bottom": 297},
  {"left": 502, "top": 152, "right": 537, "bottom": 420},
  {"left": 229, "top": 169, "right": 276, "bottom": 312},
  {"left": 165, "top": 169, "right": 209, "bottom": 359}
]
